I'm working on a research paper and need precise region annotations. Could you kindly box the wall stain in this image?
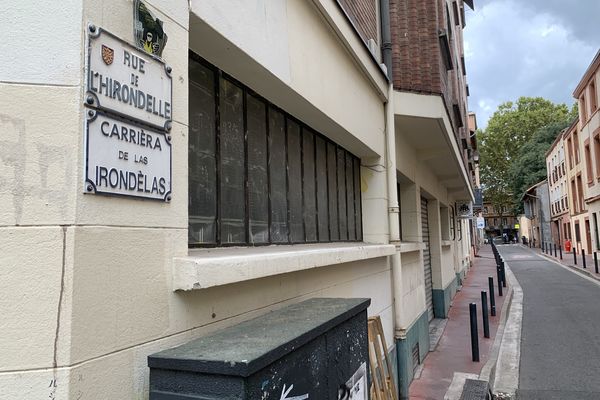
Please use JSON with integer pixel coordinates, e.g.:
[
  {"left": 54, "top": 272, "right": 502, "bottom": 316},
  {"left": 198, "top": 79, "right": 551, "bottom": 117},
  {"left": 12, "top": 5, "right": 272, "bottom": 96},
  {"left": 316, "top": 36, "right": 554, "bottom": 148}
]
[
  {"left": 0, "top": 113, "right": 27, "bottom": 225},
  {"left": 0, "top": 113, "right": 74, "bottom": 225}
]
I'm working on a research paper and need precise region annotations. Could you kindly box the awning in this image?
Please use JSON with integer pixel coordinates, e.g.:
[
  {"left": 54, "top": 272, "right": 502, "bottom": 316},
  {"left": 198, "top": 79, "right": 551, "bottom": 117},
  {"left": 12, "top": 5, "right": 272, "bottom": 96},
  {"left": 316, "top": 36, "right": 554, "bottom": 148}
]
[{"left": 464, "top": 0, "right": 474, "bottom": 10}]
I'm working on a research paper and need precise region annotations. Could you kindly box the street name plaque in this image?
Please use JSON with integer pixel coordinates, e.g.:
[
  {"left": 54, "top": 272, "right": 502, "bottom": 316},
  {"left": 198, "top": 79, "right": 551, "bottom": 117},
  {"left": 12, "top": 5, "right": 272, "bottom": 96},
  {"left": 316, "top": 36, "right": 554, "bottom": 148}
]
[
  {"left": 84, "top": 24, "right": 173, "bottom": 201},
  {"left": 86, "top": 25, "right": 172, "bottom": 131},
  {"left": 84, "top": 111, "right": 172, "bottom": 201}
]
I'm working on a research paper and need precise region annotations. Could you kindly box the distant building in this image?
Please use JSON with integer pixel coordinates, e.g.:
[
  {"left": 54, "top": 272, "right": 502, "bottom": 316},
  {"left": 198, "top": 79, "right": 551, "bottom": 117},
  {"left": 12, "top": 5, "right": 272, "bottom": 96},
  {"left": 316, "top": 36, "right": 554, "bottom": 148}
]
[
  {"left": 518, "top": 214, "right": 531, "bottom": 243},
  {"left": 573, "top": 49, "right": 600, "bottom": 253},
  {"left": 545, "top": 128, "right": 570, "bottom": 247},
  {"left": 469, "top": 112, "right": 484, "bottom": 252},
  {"left": 563, "top": 118, "right": 592, "bottom": 253},
  {"left": 522, "top": 180, "right": 551, "bottom": 248},
  {"left": 482, "top": 202, "right": 519, "bottom": 241}
]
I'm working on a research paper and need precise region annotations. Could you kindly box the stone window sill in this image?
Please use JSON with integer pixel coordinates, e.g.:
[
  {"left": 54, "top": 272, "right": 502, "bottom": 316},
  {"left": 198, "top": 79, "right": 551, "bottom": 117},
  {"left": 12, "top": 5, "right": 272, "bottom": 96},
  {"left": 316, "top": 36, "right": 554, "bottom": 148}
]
[
  {"left": 395, "top": 242, "right": 426, "bottom": 253},
  {"left": 172, "top": 242, "right": 396, "bottom": 291}
]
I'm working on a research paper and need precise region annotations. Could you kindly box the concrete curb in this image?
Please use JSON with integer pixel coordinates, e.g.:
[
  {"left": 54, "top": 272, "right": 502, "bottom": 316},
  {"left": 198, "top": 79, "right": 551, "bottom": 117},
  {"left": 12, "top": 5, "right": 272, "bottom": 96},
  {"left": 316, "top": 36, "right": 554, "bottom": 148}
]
[
  {"left": 490, "top": 250, "right": 523, "bottom": 398},
  {"left": 444, "top": 373, "right": 479, "bottom": 400},
  {"left": 538, "top": 252, "right": 600, "bottom": 282},
  {"left": 478, "top": 281, "right": 514, "bottom": 384}
]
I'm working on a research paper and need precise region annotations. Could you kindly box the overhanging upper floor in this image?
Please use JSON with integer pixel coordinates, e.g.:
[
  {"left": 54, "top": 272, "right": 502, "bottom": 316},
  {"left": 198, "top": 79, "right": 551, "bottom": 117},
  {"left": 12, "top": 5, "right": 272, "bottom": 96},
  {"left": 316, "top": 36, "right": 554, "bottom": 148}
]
[{"left": 394, "top": 91, "right": 474, "bottom": 201}]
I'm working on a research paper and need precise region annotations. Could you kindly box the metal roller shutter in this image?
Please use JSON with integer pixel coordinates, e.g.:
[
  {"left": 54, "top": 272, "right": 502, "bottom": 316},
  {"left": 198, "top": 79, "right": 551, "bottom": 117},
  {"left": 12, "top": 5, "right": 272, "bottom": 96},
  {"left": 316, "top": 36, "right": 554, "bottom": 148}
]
[{"left": 421, "top": 196, "right": 434, "bottom": 321}]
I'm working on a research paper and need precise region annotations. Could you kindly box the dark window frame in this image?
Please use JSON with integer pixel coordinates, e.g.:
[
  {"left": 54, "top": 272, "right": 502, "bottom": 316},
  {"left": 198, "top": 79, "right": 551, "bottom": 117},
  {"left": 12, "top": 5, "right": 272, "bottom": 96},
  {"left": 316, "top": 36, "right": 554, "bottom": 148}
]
[
  {"left": 188, "top": 51, "right": 363, "bottom": 247},
  {"left": 439, "top": 30, "right": 453, "bottom": 71}
]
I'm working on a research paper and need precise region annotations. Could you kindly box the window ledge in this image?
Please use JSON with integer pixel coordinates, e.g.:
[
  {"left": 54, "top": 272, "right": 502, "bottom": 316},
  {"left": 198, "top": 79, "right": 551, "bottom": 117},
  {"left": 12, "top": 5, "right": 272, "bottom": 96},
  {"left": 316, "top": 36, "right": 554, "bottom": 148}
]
[
  {"left": 395, "top": 242, "right": 426, "bottom": 253},
  {"left": 441, "top": 240, "right": 453, "bottom": 247},
  {"left": 173, "top": 243, "right": 396, "bottom": 291}
]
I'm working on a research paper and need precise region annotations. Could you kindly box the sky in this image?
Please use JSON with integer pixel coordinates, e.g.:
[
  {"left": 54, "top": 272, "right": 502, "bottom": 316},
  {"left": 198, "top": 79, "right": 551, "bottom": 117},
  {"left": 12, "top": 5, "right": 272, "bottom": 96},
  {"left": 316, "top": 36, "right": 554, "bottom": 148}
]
[{"left": 463, "top": 0, "right": 600, "bottom": 129}]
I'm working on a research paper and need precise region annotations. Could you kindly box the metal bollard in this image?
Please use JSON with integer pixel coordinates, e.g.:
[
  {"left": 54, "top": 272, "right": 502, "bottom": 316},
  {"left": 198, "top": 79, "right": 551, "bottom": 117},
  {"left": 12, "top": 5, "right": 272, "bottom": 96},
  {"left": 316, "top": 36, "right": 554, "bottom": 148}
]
[
  {"left": 501, "top": 260, "right": 507, "bottom": 287},
  {"left": 554, "top": 243, "right": 557, "bottom": 257},
  {"left": 488, "top": 277, "right": 496, "bottom": 316},
  {"left": 595, "top": 252, "right": 599, "bottom": 274},
  {"left": 574, "top": 247, "right": 577, "bottom": 265},
  {"left": 560, "top": 245, "right": 563, "bottom": 260},
  {"left": 583, "top": 249, "right": 587, "bottom": 269},
  {"left": 469, "top": 303, "right": 480, "bottom": 362},
  {"left": 542, "top": 242, "right": 545, "bottom": 253},
  {"left": 481, "top": 291, "right": 490, "bottom": 338},
  {"left": 497, "top": 266, "right": 503, "bottom": 297}
]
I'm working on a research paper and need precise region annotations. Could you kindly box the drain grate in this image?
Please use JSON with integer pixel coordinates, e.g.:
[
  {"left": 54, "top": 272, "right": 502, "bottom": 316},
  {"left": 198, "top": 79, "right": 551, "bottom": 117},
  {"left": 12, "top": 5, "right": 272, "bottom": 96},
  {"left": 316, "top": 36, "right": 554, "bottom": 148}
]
[{"left": 460, "top": 379, "right": 491, "bottom": 400}]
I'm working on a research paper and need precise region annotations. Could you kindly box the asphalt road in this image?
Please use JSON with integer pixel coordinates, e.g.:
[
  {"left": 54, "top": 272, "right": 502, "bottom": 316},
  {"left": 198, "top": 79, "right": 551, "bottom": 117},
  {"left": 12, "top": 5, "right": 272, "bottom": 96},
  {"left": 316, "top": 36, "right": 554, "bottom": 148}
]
[{"left": 497, "top": 245, "right": 600, "bottom": 399}]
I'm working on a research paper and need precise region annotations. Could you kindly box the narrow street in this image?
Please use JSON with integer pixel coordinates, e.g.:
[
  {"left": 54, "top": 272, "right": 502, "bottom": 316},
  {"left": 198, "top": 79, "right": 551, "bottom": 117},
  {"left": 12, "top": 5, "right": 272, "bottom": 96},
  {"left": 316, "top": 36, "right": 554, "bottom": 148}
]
[{"left": 498, "top": 245, "right": 600, "bottom": 399}]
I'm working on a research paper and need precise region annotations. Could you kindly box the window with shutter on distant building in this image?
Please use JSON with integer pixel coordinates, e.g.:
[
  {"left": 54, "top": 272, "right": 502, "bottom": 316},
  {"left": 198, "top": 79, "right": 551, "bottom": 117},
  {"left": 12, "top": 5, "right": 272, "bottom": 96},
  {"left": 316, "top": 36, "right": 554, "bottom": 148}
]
[
  {"left": 188, "top": 52, "right": 363, "bottom": 247},
  {"left": 581, "top": 94, "right": 588, "bottom": 122},
  {"left": 590, "top": 80, "right": 598, "bottom": 113},
  {"left": 571, "top": 178, "right": 578, "bottom": 213},
  {"left": 567, "top": 138, "right": 574, "bottom": 169},
  {"left": 595, "top": 134, "right": 600, "bottom": 179},
  {"left": 577, "top": 174, "right": 584, "bottom": 212},
  {"left": 585, "top": 142, "right": 593, "bottom": 183},
  {"left": 574, "top": 130, "right": 581, "bottom": 164}
]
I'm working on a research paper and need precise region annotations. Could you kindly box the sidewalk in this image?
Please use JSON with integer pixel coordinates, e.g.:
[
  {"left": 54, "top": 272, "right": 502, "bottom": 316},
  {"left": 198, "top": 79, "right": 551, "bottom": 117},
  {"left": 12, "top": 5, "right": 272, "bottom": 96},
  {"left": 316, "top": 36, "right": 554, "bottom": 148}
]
[
  {"left": 408, "top": 245, "right": 509, "bottom": 400},
  {"left": 533, "top": 244, "right": 600, "bottom": 281}
]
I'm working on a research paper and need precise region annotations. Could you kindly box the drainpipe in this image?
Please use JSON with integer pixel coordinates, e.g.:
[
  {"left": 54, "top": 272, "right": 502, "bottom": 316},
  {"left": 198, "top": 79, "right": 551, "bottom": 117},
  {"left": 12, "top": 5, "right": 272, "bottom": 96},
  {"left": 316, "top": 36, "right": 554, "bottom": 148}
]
[
  {"left": 379, "top": 0, "right": 393, "bottom": 78},
  {"left": 383, "top": 82, "right": 403, "bottom": 341},
  {"left": 386, "top": 85, "right": 400, "bottom": 243}
]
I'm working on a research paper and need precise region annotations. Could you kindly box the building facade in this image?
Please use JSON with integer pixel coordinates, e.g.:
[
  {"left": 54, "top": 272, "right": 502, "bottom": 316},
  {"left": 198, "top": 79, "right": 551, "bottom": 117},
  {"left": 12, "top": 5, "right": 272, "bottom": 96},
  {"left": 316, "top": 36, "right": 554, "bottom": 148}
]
[
  {"left": 574, "top": 50, "right": 600, "bottom": 253},
  {"left": 483, "top": 202, "right": 519, "bottom": 241},
  {"left": 522, "top": 181, "right": 552, "bottom": 248},
  {"left": 469, "top": 112, "right": 485, "bottom": 252},
  {"left": 0, "top": 1, "right": 476, "bottom": 398},
  {"left": 563, "top": 118, "right": 593, "bottom": 253},
  {"left": 546, "top": 129, "right": 570, "bottom": 247},
  {"left": 390, "top": 0, "right": 475, "bottom": 392}
]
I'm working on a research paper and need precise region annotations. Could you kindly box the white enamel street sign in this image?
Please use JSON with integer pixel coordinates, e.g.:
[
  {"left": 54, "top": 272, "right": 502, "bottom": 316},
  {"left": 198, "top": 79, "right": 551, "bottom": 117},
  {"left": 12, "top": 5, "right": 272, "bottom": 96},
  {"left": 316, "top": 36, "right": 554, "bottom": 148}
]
[
  {"left": 84, "top": 111, "right": 172, "bottom": 201},
  {"left": 86, "top": 26, "right": 172, "bottom": 131},
  {"left": 477, "top": 217, "right": 485, "bottom": 229}
]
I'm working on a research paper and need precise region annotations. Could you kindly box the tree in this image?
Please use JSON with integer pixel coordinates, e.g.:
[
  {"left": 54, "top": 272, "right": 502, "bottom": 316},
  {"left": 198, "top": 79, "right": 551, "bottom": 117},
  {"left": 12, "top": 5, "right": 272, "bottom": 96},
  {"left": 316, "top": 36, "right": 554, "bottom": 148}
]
[
  {"left": 477, "top": 97, "right": 577, "bottom": 213},
  {"left": 508, "top": 121, "right": 570, "bottom": 212}
]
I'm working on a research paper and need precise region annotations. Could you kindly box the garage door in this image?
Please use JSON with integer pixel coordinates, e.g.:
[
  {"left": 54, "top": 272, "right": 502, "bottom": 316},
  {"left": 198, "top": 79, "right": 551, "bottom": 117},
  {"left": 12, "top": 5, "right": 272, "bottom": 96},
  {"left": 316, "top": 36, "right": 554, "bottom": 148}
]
[{"left": 421, "top": 196, "right": 434, "bottom": 321}]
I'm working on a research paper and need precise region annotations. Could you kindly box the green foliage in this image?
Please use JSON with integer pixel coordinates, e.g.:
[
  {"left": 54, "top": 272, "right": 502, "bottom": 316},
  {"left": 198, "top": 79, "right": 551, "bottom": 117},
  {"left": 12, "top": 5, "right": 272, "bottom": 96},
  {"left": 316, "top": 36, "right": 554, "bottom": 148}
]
[
  {"left": 508, "top": 122, "right": 570, "bottom": 212},
  {"left": 478, "top": 96, "right": 576, "bottom": 214}
]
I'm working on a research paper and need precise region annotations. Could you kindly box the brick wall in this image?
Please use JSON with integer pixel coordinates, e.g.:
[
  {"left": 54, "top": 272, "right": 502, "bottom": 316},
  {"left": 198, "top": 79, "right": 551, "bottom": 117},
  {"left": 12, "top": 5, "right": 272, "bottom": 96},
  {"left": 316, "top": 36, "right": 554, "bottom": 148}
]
[
  {"left": 391, "top": 0, "right": 469, "bottom": 140},
  {"left": 390, "top": 0, "right": 442, "bottom": 94},
  {"left": 338, "top": 0, "right": 379, "bottom": 46}
]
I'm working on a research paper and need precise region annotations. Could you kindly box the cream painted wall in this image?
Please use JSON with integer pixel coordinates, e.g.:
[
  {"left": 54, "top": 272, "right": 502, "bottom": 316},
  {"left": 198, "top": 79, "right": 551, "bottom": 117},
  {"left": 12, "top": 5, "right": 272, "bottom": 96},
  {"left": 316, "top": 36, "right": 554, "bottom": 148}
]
[
  {"left": 578, "top": 68, "right": 600, "bottom": 202},
  {"left": 518, "top": 215, "right": 531, "bottom": 241},
  {"left": 0, "top": 0, "right": 478, "bottom": 398},
  {"left": 0, "top": 1, "right": 84, "bottom": 396},
  {"left": 393, "top": 118, "right": 474, "bottom": 328},
  {"left": 587, "top": 203, "right": 600, "bottom": 252},
  {"left": 395, "top": 133, "right": 450, "bottom": 205},
  {"left": 398, "top": 250, "right": 426, "bottom": 330},
  {"left": 0, "top": 0, "right": 397, "bottom": 398},
  {"left": 189, "top": 0, "right": 387, "bottom": 158},
  {"left": 0, "top": 255, "right": 394, "bottom": 399}
]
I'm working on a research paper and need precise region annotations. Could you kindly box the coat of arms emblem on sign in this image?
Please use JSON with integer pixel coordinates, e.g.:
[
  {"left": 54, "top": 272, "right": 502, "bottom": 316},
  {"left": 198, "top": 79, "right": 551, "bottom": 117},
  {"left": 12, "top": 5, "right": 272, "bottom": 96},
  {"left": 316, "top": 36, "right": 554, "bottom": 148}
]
[{"left": 101, "top": 45, "right": 114, "bottom": 65}]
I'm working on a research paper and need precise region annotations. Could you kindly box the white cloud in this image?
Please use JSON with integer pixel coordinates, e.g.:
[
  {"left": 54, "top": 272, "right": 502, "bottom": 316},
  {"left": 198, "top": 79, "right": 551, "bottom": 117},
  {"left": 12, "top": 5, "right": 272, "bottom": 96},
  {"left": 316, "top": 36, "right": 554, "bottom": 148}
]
[{"left": 463, "top": 0, "right": 598, "bottom": 129}]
